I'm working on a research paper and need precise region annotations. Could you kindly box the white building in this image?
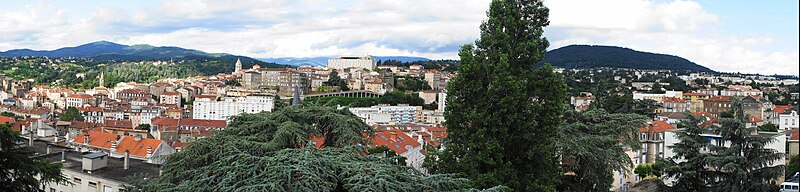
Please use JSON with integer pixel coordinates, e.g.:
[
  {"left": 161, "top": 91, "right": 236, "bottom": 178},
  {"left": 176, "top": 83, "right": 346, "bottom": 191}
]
[
  {"left": 192, "top": 95, "right": 274, "bottom": 120},
  {"left": 437, "top": 92, "right": 447, "bottom": 111},
  {"left": 327, "top": 56, "right": 377, "bottom": 70},
  {"left": 780, "top": 107, "right": 799, "bottom": 130},
  {"left": 349, "top": 105, "right": 419, "bottom": 125}
]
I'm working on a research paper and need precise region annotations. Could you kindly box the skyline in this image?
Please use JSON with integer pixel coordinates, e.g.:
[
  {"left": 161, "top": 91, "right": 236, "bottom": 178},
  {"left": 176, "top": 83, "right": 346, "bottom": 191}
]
[{"left": 0, "top": 0, "right": 797, "bottom": 75}]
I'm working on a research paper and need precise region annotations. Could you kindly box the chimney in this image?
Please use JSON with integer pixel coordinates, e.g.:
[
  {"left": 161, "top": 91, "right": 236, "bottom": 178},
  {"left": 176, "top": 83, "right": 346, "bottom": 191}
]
[
  {"left": 84, "top": 134, "right": 90, "bottom": 145},
  {"left": 28, "top": 130, "right": 33, "bottom": 146},
  {"left": 61, "top": 150, "right": 66, "bottom": 162},
  {"left": 389, "top": 131, "right": 398, "bottom": 141},
  {"left": 146, "top": 146, "right": 153, "bottom": 156},
  {"left": 111, "top": 140, "right": 117, "bottom": 150},
  {"left": 46, "top": 145, "right": 51, "bottom": 154},
  {"left": 134, "top": 134, "right": 142, "bottom": 141},
  {"left": 124, "top": 150, "right": 130, "bottom": 170}
]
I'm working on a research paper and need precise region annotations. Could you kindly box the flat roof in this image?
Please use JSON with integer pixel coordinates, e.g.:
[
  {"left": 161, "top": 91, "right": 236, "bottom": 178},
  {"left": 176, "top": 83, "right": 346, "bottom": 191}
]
[{"left": 82, "top": 152, "right": 107, "bottom": 159}]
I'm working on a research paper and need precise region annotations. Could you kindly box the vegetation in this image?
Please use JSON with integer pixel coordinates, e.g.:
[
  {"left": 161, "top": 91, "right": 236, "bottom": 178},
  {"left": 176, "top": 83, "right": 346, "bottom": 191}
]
[
  {"left": 660, "top": 114, "right": 715, "bottom": 191},
  {"left": 594, "top": 92, "right": 659, "bottom": 117},
  {"left": 60, "top": 107, "right": 84, "bottom": 122},
  {"left": 303, "top": 91, "right": 425, "bottom": 107},
  {"left": 787, "top": 155, "right": 800, "bottom": 177},
  {"left": 323, "top": 71, "right": 349, "bottom": 91},
  {"left": 430, "top": 0, "right": 567, "bottom": 191},
  {"left": 394, "top": 76, "right": 431, "bottom": 92},
  {"left": 557, "top": 109, "right": 647, "bottom": 191},
  {"left": 541, "top": 45, "right": 714, "bottom": 72},
  {"left": 0, "top": 124, "right": 68, "bottom": 191},
  {"left": 130, "top": 105, "right": 506, "bottom": 191},
  {"left": 757, "top": 123, "right": 778, "bottom": 132}
]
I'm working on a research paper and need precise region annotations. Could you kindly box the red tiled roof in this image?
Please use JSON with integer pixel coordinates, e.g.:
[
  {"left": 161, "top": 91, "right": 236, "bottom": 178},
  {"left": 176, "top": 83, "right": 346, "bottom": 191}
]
[
  {"left": 791, "top": 132, "right": 799, "bottom": 141},
  {"left": 77, "top": 107, "right": 103, "bottom": 112},
  {"left": 683, "top": 92, "right": 710, "bottom": 96},
  {"left": 114, "top": 135, "right": 163, "bottom": 157},
  {"left": 104, "top": 120, "right": 133, "bottom": 129},
  {"left": 309, "top": 136, "right": 326, "bottom": 149},
  {"left": 691, "top": 111, "right": 718, "bottom": 123},
  {"left": 11, "top": 119, "right": 32, "bottom": 132},
  {"left": 639, "top": 121, "right": 674, "bottom": 133},
  {"left": 426, "top": 126, "right": 448, "bottom": 139},
  {"left": 370, "top": 129, "right": 421, "bottom": 154},
  {"left": 663, "top": 97, "right": 687, "bottom": 103},
  {"left": 151, "top": 118, "right": 227, "bottom": 129},
  {"left": 749, "top": 116, "right": 763, "bottom": 123},
  {"left": 0, "top": 116, "right": 15, "bottom": 125},
  {"left": 67, "top": 93, "right": 94, "bottom": 99},
  {"left": 774, "top": 105, "right": 793, "bottom": 114},
  {"left": 161, "top": 91, "right": 180, "bottom": 96},
  {"left": 72, "top": 130, "right": 119, "bottom": 149}
]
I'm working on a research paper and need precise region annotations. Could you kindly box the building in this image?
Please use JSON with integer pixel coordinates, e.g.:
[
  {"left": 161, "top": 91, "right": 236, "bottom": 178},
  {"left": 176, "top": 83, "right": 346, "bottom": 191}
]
[
  {"left": 789, "top": 132, "right": 799, "bottom": 157},
  {"left": 327, "top": 56, "right": 376, "bottom": 70},
  {"left": 192, "top": 95, "right": 274, "bottom": 120},
  {"left": 637, "top": 121, "right": 674, "bottom": 165},
  {"left": 349, "top": 105, "right": 420, "bottom": 125},
  {"left": 78, "top": 107, "right": 105, "bottom": 124},
  {"left": 159, "top": 91, "right": 182, "bottom": 107},
  {"left": 30, "top": 141, "right": 161, "bottom": 192},
  {"left": 370, "top": 129, "right": 424, "bottom": 170},
  {"left": 780, "top": 106, "right": 799, "bottom": 130},
  {"left": 242, "top": 68, "right": 310, "bottom": 95},
  {"left": 66, "top": 94, "right": 95, "bottom": 108},
  {"left": 69, "top": 130, "right": 175, "bottom": 164},
  {"left": 571, "top": 94, "right": 595, "bottom": 112},
  {"left": 703, "top": 96, "right": 732, "bottom": 117},
  {"left": 662, "top": 97, "right": 689, "bottom": 112},
  {"left": 150, "top": 117, "right": 227, "bottom": 143},
  {"left": 682, "top": 92, "right": 710, "bottom": 113}
]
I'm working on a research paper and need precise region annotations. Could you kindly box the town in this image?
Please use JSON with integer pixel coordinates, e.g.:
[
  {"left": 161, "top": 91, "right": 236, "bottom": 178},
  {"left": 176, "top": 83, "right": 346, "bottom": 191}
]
[{"left": 1, "top": 54, "right": 798, "bottom": 191}]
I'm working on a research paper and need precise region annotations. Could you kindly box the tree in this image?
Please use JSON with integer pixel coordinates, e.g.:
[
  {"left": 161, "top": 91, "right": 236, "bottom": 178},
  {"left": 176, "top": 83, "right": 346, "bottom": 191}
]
[
  {"left": 431, "top": 0, "right": 567, "bottom": 190},
  {"left": 660, "top": 114, "right": 715, "bottom": 192},
  {"left": 367, "top": 146, "right": 406, "bottom": 165},
  {"left": 787, "top": 155, "right": 800, "bottom": 177},
  {"left": 132, "top": 105, "right": 507, "bottom": 191},
  {"left": 324, "top": 71, "right": 349, "bottom": 91},
  {"left": 0, "top": 111, "right": 17, "bottom": 119},
  {"left": 707, "top": 100, "right": 784, "bottom": 191},
  {"left": 757, "top": 123, "right": 778, "bottom": 132},
  {"left": 557, "top": 109, "right": 647, "bottom": 191},
  {"left": 0, "top": 124, "right": 68, "bottom": 191},
  {"left": 60, "top": 107, "right": 84, "bottom": 122}
]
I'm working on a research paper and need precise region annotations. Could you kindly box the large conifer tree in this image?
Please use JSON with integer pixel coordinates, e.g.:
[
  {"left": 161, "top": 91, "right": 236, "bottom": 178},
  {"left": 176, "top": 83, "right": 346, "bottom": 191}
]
[
  {"left": 661, "top": 114, "right": 715, "bottom": 192},
  {"left": 432, "top": 0, "right": 566, "bottom": 190}
]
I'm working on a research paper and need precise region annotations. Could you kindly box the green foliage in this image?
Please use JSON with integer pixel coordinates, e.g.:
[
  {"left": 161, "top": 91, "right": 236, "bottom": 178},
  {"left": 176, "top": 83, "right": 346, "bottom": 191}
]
[
  {"left": 540, "top": 45, "right": 714, "bottom": 72},
  {"left": 660, "top": 114, "right": 715, "bottom": 192},
  {"left": 323, "top": 71, "right": 349, "bottom": 91},
  {"left": 394, "top": 76, "right": 431, "bottom": 92},
  {"left": 0, "top": 112, "right": 18, "bottom": 119},
  {"left": 787, "top": 155, "right": 800, "bottom": 177},
  {"left": 367, "top": 146, "right": 407, "bottom": 165},
  {"left": 0, "top": 124, "right": 68, "bottom": 191},
  {"left": 757, "top": 123, "right": 778, "bottom": 132},
  {"left": 133, "top": 105, "right": 502, "bottom": 191},
  {"left": 707, "top": 100, "right": 784, "bottom": 191},
  {"left": 432, "top": 0, "right": 567, "bottom": 191},
  {"left": 634, "top": 164, "right": 654, "bottom": 178},
  {"left": 594, "top": 92, "right": 658, "bottom": 116},
  {"left": 60, "top": 107, "right": 84, "bottom": 122},
  {"left": 557, "top": 109, "right": 647, "bottom": 191},
  {"left": 303, "top": 91, "right": 424, "bottom": 107}
]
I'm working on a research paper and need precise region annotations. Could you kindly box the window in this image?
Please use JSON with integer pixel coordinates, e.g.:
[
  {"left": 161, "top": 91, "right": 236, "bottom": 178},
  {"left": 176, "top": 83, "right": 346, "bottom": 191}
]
[
  {"left": 88, "top": 181, "right": 97, "bottom": 188},
  {"left": 50, "top": 188, "right": 55, "bottom": 192},
  {"left": 73, "top": 177, "right": 81, "bottom": 184}
]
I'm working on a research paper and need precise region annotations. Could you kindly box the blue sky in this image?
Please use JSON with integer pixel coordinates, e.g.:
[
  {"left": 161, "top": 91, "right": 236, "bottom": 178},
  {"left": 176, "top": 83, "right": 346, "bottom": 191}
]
[{"left": 0, "top": 0, "right": 797, "bottom": 75}]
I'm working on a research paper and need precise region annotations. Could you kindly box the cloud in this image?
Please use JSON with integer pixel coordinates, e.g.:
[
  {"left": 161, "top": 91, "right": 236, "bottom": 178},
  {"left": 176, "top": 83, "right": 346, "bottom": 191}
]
[{"left": 0, "top": 0, "right": 796, "bottom": 75}]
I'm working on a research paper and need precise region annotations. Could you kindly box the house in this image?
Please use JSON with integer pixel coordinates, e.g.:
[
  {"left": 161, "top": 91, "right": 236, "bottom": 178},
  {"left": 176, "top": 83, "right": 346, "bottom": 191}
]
[
  {"left": 78, "top": 107, "right": 105, "bottom": 123},
  {"left": 150, "top": 118, "right": 227, "bottom": 143},
  {"left": 779, "top": 106, "right": 799, "bottom": 130},
  {"left": 66, "top": 94, "right": 95, "bottom": 108},
  {"left": 370, "top": 129, "right": 424, "bottom": 170},
  {"left": 789, "top": 132, "right": 799, "bottom": 157},
  {"left": 637, "top": 121, "right": 674, "bottom": 165},
  {"left": 703, "top": 96, "right": 732, "bottom": 117},
  {"left": 570, "top": 93, "right": 595, "bottom": 112},
  {"left": 69, "top": 130, "right": 175, "bottom": 164},
  {"left": 662, "top": 97, "right": 689, "bottom": 113},
  {"left": 655, "top": 112, "right": 689, "bottom": 125},
  {"left": 159, "top": 91, "right": 182, "bottom": 107}
]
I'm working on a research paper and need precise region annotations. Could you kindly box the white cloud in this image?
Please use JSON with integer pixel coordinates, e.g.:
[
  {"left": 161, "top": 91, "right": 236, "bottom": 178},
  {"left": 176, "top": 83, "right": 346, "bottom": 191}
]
[{"left": 0, "top": 0, "right": 796, "bottom": 75}]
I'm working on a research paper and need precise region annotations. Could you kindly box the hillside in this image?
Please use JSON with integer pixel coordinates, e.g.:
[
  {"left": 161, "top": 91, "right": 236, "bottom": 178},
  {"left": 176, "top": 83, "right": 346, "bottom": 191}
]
[
  {"left": 0, "top": 41, "right": 287, "bottom": 69},
  {"left": 541, "top": 45, "right": 715, "bottom": 72}
]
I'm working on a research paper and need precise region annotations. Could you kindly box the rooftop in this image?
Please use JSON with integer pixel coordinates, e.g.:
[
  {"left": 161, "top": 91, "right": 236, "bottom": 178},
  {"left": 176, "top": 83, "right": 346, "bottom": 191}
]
[{"left": 29, "top": 141, "right": 160, "bottom": 183}]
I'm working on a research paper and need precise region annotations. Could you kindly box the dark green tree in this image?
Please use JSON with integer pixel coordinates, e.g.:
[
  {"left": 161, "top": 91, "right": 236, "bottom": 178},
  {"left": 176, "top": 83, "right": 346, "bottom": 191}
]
[
  {"left": 787, "top": 155, "right": 800, "bottom": 177},
  {"left": 60, "top": 107, "right": 84, "bottom": 122},
  {"left": 757, "top": 123, "right": 778, "bottom": 132},
  {"left": 0, "top": 124, "right": 68, "bottom": 191},
  {"left": 557, "top": 109, "right": 647, "bottom": 191},
  {"left": 132, "top": 105, "right": 506, "bottom": 191},
  {"left": 708, "top": 100, "right": 784, "bottom": 191},
  {"left": 367, "top": 146, "right": 407, "bottom": 166},
  {"left": 660, "top": 114, "right": 715, "bottom": 192},
  {"left": 0, "top": 111, "right": 17, "bottom": 119},
  {"left": 324, "top": 71, "right": 349, "bottom": 91},
  {"left": 432, "top": 0, "right": 567, "bottom": 191}
]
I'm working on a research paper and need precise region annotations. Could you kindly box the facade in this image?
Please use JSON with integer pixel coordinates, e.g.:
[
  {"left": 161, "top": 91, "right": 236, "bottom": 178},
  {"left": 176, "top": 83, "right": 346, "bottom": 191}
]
[
  {"left": 789, "top": 132, "right": 799, "bottom": 157},
  {"left": 69, "top": 130, "right": 175, "bottom": 164},
  {"left": 159, "top": 91, "right": 181, "bottom": 107},
  {"left": 662, "top": 97, "right": 689, "bottom": 112},
  {"left": 327, "top": 56, "right": 377, "bottom": 70},
  {"left": 370, "top": 129, "right": 424, "bottom": 170},
  {"left": 349, "top": 105, "right": 420, "bottom": 125},
  {"left": 192, "top": 95, "right": 274, "bottom": 120},
  {"left": 682, "top": 92, "right": 709, "bottom": 112},
  {"left": 242, "top": 68, "right": 310, "bottom": 95},
  {"left": 703, "top": 96, "right": 732, "bottom": 117},
  {"left": 66, "top": 94, "right": 95, "bottom": 108},
  {"left": 779, "top": 106, "right": 799, "bottom": 130},
  {"left": 637, "top": 121, "right": 674, "bottom": 165}
]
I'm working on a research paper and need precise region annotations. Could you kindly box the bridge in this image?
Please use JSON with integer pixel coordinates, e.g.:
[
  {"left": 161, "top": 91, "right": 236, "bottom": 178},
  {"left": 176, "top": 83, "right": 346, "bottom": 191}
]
[{"left": 280, "top": 90, "right": 383, "bottom": 100}]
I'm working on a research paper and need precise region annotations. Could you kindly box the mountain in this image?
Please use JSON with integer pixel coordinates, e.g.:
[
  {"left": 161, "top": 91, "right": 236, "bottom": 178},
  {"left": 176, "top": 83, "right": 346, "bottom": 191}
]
[
  {"left": 0, "top": 41, "right": 280, "bottom": 67},
  {"left": 541, "top": 45, "right": 715, "bottom": 73},
  {"left": 260, "top": 56, "right": 430, "bottom": 66}
]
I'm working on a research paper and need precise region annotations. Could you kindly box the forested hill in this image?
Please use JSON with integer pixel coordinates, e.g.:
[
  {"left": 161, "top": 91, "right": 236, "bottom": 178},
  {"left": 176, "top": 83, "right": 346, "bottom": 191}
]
[
  {"left": 0, "top": 41, "right": 288, "bottom": 68},
  {"left": 541, "top": 45, "right": 715, "bottom": 73}
]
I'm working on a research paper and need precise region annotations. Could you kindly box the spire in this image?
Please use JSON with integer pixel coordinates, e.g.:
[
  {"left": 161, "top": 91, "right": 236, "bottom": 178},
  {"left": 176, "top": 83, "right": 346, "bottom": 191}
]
[
  {"left": 235, "top": 58, "right": 242, "bottom": 73},
  {"left": 98, "top": 64, "right": 106, "bottom": 88},
  {"left": 292, "top": 85, "right": 301, "bottom": 106}
]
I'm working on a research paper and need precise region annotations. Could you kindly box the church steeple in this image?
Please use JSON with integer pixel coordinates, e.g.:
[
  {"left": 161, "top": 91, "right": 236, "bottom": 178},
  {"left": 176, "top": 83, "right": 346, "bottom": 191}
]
[{"left": 234, "top": 58, "right": 242, "bottom": 74}]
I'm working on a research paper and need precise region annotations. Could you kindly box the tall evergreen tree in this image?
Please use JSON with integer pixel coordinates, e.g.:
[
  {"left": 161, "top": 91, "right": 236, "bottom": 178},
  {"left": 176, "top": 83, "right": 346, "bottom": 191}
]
[
  {"left": 60, "top": 107, "right": 84, "bottom": 122},
  {"left": 708, "top": 100, "right": 784, "bottom": 191},
  {"left": 432, "top": 0, "right": 567, "bottom": 190},
  {"left": 0, "top": 124, "right": 68, "bottom": 191},
  {"left": 557, "top": 109, "right": 647, "bottom": 191},
  {"left": 661, "top": 114, "right": 715, "bottom": 192}
]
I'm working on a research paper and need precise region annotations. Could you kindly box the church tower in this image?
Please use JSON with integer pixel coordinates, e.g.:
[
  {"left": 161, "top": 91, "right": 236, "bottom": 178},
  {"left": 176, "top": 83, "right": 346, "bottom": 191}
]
[{"left": 234, "top": 58, "right": 242, "bottom": 74}]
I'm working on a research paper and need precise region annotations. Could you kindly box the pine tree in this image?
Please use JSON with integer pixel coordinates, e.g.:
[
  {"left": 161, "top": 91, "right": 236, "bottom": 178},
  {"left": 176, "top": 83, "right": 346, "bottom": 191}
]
[
  {"left": 60, "top": 107, "right": 84, "bottom": 122},
  {"left": 557, "top": 109, "right": 647, "bottom": 191},
  {"left": 708, "top": 100, "right": 784, "bottom": 191},
  {"left": 661, "top": 114, "right": 715, "bottom": 192},
  {"left": 432, "top": 0, "right": 566, "bottom": 190},
  {"left": 0, "top": 124, "right": 68, "bottom": 191},
  {"left": 132, "top": 105, "right": 507, "bottom": 192}
]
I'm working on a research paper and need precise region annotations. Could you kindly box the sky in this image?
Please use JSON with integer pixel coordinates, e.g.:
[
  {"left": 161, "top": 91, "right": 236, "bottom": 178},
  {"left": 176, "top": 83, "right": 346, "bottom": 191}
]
[{"left": 0, "top": 0, "right": 797, "bottom": 75}]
